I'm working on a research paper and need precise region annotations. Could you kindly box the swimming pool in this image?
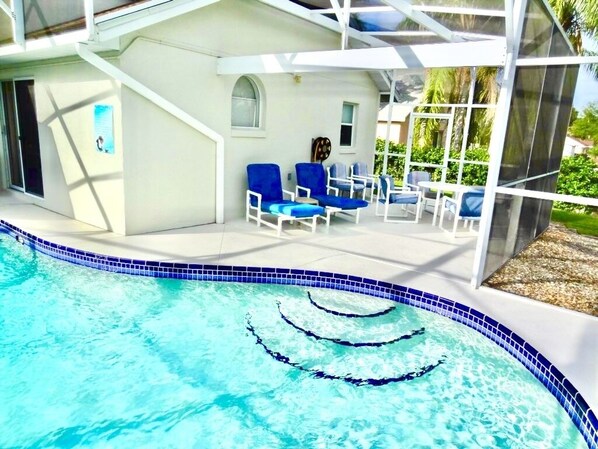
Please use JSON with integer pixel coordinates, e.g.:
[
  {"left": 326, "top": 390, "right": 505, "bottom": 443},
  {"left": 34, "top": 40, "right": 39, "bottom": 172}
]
[{"left": 0, "top": 224, "right": 595, "bottom": 448}]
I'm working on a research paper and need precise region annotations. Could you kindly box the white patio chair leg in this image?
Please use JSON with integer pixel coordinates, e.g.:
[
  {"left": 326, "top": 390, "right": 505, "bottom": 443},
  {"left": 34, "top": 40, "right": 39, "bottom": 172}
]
[{"left": 452, "top": 214, "right": 459, "bottom": 236}]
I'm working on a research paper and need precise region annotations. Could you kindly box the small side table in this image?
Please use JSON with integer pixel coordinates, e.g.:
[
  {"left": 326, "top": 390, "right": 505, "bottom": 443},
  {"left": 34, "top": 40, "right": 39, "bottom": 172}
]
[{"left": 295, "top": 197, "right": 319, "bottom": 205}]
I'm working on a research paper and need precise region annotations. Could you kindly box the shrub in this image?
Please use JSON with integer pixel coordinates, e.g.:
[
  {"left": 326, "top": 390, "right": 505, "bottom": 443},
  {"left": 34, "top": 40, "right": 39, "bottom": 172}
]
[
  {"left": 374, "top": 138, "right": 489, "bottom": 186},
  {"left": 555, "top": 155, "right": 598, "bottom": 214}
]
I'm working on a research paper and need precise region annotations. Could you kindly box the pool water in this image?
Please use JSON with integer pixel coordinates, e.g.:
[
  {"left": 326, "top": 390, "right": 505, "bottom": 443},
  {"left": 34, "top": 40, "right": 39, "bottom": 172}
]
[{"left": 0, "top": 234, "right": 586, "bottom": 448}]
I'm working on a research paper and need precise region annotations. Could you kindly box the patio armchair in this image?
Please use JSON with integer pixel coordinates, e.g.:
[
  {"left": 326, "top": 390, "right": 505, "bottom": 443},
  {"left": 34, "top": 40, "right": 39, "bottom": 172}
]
[
  {"left": 295, "top": 162, "right": 369, "bottom": 224},
  {"left": 439, "top": 187, "right": 485, "bottom": 236},
  {"left": 406, "top": 170, "right": 437, "bottom": 216},
  {"left": 327, "top": 162, "right": 366, "bottom": 199},
  {"left": 350, "top": 162, "right": 377, "bottom": 202},
  {"left": 375, "top": 174, "right": 422, "bottom": 223},
  {"left": 246, "top": 163, "right": 326, "bottom": 236}
]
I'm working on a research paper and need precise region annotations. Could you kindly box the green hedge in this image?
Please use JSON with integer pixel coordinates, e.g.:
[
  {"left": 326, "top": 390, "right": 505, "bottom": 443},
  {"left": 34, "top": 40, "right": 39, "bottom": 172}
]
[
  {"left": 374, "top": 140, "right": 597, "bottom": 214},
  {"left": 555, "top": 155, "right": 598, "bottom": 214},
  {"left": 374, "top": 139, "right": 489, "bottom": 186}
]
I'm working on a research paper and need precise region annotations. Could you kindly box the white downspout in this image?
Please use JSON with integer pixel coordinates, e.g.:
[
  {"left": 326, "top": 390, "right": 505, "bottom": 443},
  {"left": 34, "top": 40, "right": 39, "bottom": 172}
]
[{"left": 76, "top": 42, "right": 225, "bottom": 224}]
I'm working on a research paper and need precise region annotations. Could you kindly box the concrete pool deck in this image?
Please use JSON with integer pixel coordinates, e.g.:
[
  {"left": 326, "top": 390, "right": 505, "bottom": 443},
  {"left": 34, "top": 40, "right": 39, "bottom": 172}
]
[{"left": 1, "top": 189, "right": 596, "bottom": 413}]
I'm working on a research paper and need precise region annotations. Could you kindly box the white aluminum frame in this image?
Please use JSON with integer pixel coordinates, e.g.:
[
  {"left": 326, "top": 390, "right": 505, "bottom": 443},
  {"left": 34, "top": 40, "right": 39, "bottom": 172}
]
[
  {"left": 471, "top": 0, "right": 528, "bottom": 288},
  {"left": 381, "top": 0, "right": 465, "bottom": 43},
  {"left": 216, "top": 39, "right": 507, "bottom": 74}
]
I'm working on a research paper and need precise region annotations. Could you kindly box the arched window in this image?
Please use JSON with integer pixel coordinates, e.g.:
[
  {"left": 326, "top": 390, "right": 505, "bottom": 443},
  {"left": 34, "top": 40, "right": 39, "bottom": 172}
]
[{"left": 231, "top": 76, "right": 261, "bottom": 128}]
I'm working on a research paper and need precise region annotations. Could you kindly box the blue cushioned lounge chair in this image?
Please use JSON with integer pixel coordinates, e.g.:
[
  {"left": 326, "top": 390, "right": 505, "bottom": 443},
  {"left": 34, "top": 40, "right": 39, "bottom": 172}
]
[
  {"left": 350, "top": 162, "right": 377, "bottom": 202},
  {"left": 375, "top": 174, "right": 422, "bottom": 223},
  {"left": 327, "top": 162, "right": 366, "bottom": 200},
  {"left": 295, "top": 163, "right": 369, "bottom": 224},
  {"left": 439, "top": 187, "right": 484, "bottom": 236},
  {"left": 247, "top": 163, "right": 326, "bottom": 236}
]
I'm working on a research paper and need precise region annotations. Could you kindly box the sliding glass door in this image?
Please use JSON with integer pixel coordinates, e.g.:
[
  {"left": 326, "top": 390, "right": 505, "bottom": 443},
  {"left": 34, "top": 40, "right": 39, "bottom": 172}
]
[{"left": 1, "top": 80, "right": 44, "bottom": 197}]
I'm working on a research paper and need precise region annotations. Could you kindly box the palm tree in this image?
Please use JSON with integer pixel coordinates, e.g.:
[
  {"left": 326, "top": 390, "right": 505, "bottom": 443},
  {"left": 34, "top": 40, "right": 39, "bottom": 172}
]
[{"left": 548, "top": 0, "right": 598, "bottom": 78}]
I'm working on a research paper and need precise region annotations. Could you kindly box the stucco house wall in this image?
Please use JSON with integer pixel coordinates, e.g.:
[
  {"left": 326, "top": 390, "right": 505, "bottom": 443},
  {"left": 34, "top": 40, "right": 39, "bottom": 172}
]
[
  {"left": 119, "top": 0, "right": 380, "bottom": 227},
  {"left": 0, "top": 0, "right": 380, "bottom": 235},
  {"left": 0, "top": 62, "right": 126, "bottom": 234}
]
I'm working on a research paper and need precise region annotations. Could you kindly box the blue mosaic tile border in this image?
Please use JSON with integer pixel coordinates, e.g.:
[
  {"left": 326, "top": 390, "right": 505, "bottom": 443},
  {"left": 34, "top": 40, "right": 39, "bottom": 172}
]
[{"left": 1, "top": 219, "right": 596, "bottom": 449}]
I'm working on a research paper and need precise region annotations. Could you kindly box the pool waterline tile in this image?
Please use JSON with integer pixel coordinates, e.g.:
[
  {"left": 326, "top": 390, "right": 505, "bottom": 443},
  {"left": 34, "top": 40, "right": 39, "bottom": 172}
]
[{"left": 0, "top": 220, "right": 596, "bottom": 449}]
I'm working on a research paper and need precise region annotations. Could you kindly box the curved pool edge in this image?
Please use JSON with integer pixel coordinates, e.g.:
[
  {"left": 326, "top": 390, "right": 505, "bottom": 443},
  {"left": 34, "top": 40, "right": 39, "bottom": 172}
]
[{"left": 1, "top": 220, "right": 596, "bottom": 448}]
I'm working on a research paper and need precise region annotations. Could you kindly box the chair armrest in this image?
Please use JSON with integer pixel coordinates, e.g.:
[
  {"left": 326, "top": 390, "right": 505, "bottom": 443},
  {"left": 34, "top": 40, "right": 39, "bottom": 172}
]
[
  {"left": 328, "top": 176, "right": 353, "bottom": 185},
  {"left": 296, "top": 185, "right": 311, "bottom": 197},
  {"left": 327, "top": 185, "right": 340, "bottom": 195},
  {"left": 282, "top": 189, "right": 295, "bottom": 201},
  {"left": 352, "top": 174, "right": 376, "bottom": 183},
  {"left": 442, "top": 196, "right": 458, "bottom": 208},
  {"left": 389, "top": 188, "right": 421, "bottom": 198},
  {"left": 247, "top": 190, "right": 262, "bottom": 208},
  {"left": 406, "top": 182, "right": 420, "bottom": 191}
]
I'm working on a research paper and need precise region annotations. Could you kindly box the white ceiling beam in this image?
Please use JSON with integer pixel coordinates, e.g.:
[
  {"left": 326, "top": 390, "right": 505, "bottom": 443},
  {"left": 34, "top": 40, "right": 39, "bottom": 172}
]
[
  {"left": 256, "top": 0, "right": 387, "bottom": 48},
  {"left": 313, "top": 5, "right": 506, "bottom": 18},
  {"left": 217, "top": 39, "right": 506, "bottom": 74},
  {"left": 516, "top": 55, "right": 598, "bottom": 66},
  {"left": 381, "top": 0, "right": 465, "bottom": 43},
  {"left": 365, "top": 30, "right": 503, "bottom": 40},
  {"left": 0, "top": 1, "right": 12, "bottom": 17}
]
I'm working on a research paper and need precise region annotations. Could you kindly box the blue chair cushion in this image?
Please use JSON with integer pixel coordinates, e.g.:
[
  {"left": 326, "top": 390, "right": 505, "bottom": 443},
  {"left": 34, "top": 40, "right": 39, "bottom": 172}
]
[
  {"left": 247, "top": 163, "right": 284, "bottom": 206},
  {"left": 312, "top": 195, "right": 368, "bottom": 210},
  {"left": 386, "top": 193, "right": 418, "bottom": 204},
  {"left": 296, "top": 163, "right": 328, "bottom": 196},
  {"left": 335, "top": 181, "right": 365, "bottom": 192},
  {"left": 262, "top": 201, "right": 325, "bottom": 218},
  {"left": 460, "top": 191, "right": 484, "bottom": 217}
]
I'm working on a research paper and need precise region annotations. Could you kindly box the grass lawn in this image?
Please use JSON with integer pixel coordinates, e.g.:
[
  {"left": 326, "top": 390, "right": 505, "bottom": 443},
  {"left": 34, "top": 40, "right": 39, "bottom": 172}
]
[{"left": 551, "top": 209, "right": 598, "bottom": 237}]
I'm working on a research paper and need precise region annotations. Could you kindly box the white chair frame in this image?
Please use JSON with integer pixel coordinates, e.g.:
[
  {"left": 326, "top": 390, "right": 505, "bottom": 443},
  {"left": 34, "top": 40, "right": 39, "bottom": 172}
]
[
  {"left": 375, "top": 179, "right": 422, "bottom": 223},
  {"left": 350, "top": 165, "right": 377, "bottom": 203},
  {"left": 326, "top": 166, "right": 366, "bottom": 200},
  {"left": 438, "top": 190, "right": 482, "bottom": 237},
  {"left": 246, "top": 189, "right": 319, "bottom": 237}
]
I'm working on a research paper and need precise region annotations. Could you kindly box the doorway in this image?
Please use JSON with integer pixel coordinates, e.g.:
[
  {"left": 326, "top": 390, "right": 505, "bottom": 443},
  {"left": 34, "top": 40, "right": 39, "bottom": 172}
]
[{"left": 1, "top": 79, "right": 44, "bottom": 197}]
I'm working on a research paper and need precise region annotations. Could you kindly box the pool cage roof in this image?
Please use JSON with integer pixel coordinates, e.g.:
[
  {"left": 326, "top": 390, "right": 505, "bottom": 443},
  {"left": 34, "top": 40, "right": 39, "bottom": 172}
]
[{"left": 1, "top": 0, "right": 598, "bottom": 287}]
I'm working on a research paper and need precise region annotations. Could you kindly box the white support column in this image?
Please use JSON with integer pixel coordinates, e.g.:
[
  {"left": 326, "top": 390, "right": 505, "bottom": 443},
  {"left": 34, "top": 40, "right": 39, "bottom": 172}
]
[
  {"left": 471, "top": 0, "right": 528, "bottom": 288},
  {"left": 343, "top": 0, "right": 351, "bottom": 50},
  {"left": 12, "top": 0, "right": 25, "bottom": 47},
  {"left": 76, "top": 43, "right": 225, "bottom": 224},
  {"left": 458, "top": 67, "right": 477, "bottom": 184},
  {"left": 382, "top": 78, "right": 397, "bottom": 175},
  {"left": 440, "top": 107, "right": 455, "bottom": 183},
  {"left": 84, "top": 0, "right": 96, "bottom": 41}
]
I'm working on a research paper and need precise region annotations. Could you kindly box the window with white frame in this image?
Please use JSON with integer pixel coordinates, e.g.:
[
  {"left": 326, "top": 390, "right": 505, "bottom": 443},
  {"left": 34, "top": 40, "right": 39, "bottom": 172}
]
[
  {"left": 340, "top": 102, "right": 356, "bottom": 147},
  {"left": 231, "top": 76, "right": 260, "bottom": 128}
]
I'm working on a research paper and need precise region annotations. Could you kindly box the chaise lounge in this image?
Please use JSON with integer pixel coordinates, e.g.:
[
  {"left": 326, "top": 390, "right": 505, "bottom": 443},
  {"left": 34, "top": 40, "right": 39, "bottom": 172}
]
[
  {"left": 246, "top": 163, "right": 326, "bottom": 236},
  {"left": 295, "top": 162, "right": 369, "bottom": 224}
]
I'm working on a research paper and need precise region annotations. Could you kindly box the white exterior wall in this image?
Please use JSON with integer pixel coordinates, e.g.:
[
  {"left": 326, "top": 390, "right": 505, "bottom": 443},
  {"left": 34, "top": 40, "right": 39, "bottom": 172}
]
[
  {"left": 119, "top": 0, "right": 379, "bottom": 224},
  {"left": 0, "top": 62, "right": 126, "bottom": 234},
  {"left": 0, "top": 0, "right": 379, "bottom": 234}
]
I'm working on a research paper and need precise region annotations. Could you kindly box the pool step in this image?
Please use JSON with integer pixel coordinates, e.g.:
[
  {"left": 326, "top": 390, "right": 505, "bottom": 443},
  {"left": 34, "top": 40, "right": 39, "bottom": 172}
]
[
  {"left": 277, "top": 300, "right": 424, "bottom": 348},
  {"left": 247, "top": 293, "right": 447, "bottom": 386},
  {"left": 307, "top": 290, "right": 396, "bottom": 318},
  {"left": 246, "top": 315, "right": 445, "bottom": 386}
]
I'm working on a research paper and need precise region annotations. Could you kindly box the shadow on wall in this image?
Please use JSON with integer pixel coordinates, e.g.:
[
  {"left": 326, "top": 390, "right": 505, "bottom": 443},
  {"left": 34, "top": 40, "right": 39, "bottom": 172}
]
[{"left": 40, "top": 82, "right": 122, "bottom": 232}]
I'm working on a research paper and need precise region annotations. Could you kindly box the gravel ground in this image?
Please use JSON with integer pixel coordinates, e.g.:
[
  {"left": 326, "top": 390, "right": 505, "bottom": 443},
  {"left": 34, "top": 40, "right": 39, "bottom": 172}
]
[{"left": 484, "top": 224, "right": 598, "bottom": 317}]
